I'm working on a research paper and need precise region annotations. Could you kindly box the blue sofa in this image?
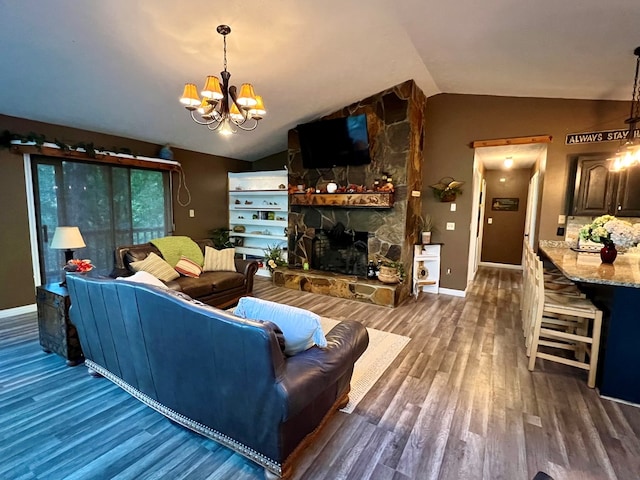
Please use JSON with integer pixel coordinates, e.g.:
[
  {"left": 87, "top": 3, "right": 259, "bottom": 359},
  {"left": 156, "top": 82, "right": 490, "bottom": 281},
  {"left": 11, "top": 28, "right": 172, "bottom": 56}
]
[{"left": 66, "top": 274, "right": 369, "bottom": 478}]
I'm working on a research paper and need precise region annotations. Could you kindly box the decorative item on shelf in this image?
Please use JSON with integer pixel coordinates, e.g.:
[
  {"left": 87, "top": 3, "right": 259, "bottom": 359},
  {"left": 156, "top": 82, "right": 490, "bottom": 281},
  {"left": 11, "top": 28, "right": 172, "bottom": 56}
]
[
  {"left": 158, "top": 144, "right": 174, "bottom": 160},
  {"left": 232, "top": 225, "right": 246, "bottom": 233},
  {"left": 326, "top": 182, "right": 338, "bottom": 194},
  {"left": 264, "top": 244, "right": 287, "bottom": 273},
  {"left": 416, "top": 261, "right": 428, "bottom": 280},
  {"left": 278, "top": 184, "right": 286, "bottom": 190},
  {"left": 429, "top": 177, "right": 464, "bottom": 202},
  {"left": 600, "top": 239, "right": 618, "bottom": 264},
  {"left": 179, "top": 25, "right": 266, "bottom": 136},
  {"left": 50, "top": 226, "right": 86, "bottom": 263},
  {"left": 367, "top": 260, "right": 377, "bottom": 279},
  {"left": 608, "top": 46, "right": 640, "bottom": 171}
]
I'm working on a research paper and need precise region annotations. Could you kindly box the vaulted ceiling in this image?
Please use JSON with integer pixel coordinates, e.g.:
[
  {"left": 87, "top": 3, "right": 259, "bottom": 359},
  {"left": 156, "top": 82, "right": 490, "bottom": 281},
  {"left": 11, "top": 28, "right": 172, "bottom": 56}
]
[{"left": 1, "top": 1, "right": 639, "bottom": 161}]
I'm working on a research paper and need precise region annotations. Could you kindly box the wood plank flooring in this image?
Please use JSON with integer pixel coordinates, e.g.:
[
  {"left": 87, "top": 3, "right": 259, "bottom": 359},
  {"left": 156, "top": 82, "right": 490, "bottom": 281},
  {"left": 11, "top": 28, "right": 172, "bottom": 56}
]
[{"left": 1, "top": 267, "right": 639, "bottom": 479}]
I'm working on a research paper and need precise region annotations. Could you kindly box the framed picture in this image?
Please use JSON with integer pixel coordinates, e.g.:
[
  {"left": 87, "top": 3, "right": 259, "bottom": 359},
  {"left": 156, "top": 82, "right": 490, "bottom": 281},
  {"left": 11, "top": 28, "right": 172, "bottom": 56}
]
[{"left": 491, "top": 197, "right": 519, "bottom": 211}]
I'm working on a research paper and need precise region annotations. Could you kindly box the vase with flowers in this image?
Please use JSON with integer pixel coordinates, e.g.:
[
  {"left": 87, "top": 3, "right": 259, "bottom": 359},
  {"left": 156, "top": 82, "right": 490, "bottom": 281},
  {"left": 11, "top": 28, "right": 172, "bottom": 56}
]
[
  {"left": 263, "top": 244, "right": 287, "bottom": 275},
  {"left": 579, "top": 215, "right": 640, "bottom": 264},
  {"left": 61, "top": 258, "right": 93, "bottom": 285}
]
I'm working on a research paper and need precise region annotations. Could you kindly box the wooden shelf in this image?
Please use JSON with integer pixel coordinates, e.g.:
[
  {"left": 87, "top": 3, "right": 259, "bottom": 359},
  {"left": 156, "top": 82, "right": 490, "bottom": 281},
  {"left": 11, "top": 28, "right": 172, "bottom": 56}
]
[{"left": 290, "top": 192, "right": 394, "bottom": 208}]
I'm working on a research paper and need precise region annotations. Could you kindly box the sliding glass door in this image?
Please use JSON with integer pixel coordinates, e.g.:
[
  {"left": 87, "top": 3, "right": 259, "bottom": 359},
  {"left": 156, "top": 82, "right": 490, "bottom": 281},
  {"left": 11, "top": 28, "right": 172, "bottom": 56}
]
[{"left": 32, "top": 156, "right": 171, "bottom": 283}]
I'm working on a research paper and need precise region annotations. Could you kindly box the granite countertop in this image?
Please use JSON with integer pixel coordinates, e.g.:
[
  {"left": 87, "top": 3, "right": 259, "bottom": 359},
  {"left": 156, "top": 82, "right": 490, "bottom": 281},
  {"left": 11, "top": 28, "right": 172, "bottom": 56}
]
[{"left": 539, "top": 241, "right": 640, "bottom": 288}]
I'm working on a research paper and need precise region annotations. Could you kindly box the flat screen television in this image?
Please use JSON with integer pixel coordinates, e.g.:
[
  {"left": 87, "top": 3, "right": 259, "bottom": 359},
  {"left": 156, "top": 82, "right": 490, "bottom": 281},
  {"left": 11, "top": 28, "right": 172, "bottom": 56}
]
[{"left": 297, "top": 114, "right": 371, "bottom": 169}]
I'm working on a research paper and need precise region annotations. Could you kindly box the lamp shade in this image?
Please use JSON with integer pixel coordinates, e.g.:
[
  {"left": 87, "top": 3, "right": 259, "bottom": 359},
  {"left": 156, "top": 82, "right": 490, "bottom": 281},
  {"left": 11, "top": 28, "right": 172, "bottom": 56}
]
[
  {"left": 249, "top": 95, "right": 266, "bottom": 117},
  {"left": 236, "top": 83, "right": 257, "bottom": 107},
  {"left": 179, "top": 83, "right": 201, "bottom": 107},
  {"left": 201, "top": 76, "right": 223, "bottom": 100},
  {"left": 50, "top": 226, "right": 86, "bottom": 250}
]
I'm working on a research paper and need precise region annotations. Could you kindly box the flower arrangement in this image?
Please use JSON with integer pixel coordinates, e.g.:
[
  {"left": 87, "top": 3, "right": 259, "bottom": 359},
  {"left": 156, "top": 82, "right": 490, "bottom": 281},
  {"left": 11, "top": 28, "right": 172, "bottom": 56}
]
[
  {"left": 64, "top": 258, "right": 93, "bottom": 273},
  {"left": 263, "top": 244, "right": 287, "bottom": 273},
  {"left": 579, "top": 215, "right": 640, "bottom": 248}
]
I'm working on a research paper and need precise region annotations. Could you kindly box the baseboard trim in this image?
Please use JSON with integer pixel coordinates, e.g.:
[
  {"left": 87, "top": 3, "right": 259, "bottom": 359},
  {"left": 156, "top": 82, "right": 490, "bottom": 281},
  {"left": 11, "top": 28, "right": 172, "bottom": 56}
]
[
  {"left": 0, "top": 303, "right": 37, "bottom": 319},
  {"left": 438, "top": 287, "right": 466, "bottom": 298},
  {"left": 479, "top": 261, "right": 523, "bottom": 270}
]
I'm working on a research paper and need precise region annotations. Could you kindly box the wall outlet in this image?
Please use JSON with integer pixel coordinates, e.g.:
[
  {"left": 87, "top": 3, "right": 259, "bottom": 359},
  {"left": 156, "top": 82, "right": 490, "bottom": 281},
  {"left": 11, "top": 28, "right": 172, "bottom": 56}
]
[
  {"left": 446, "top": 268, "right": 452, "bottom": 275},
  {"left": 411, "top": 190, "right": 421, "bottom": 197},
  {"left": 487, "top": 218, "right": 493, "bottom": 224},
  {"left": 189, "top": 209, "right": 195, "bottom": 218},
  {"left": 446, "top": 222, "right": 455, "bottom": 230}
]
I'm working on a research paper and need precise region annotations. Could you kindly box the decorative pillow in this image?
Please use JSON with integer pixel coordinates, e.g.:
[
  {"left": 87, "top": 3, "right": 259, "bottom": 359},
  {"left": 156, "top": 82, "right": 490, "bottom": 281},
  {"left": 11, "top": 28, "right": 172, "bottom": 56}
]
[
  {"left": 116, "top": 271, "right": 170, "bottom": 289},
  {"left": 174, "top": 255, "right": 203, "bottom": 278},
  {"left": 234, "top": 297, "right": 327, "bottom": 356},
  {"left": 130, "top": 252, "right": 180, "bottom": 282},
  {"left": 203, "top": 246, "right": 236, "bottom": 272}
]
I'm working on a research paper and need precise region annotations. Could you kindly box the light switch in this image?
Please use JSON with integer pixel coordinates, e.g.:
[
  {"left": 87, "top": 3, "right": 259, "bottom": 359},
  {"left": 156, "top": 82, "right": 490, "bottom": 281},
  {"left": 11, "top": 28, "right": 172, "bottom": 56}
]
[
  {"left": 450, "top": 203, "right": 457, "bottom": 212},
  {"left": 488, "top": 218, "right": 493, "bottom": 224},
  {"left": 446, "top": 222, "right": 455, "bottom": 230},
  {"left": 189, "top": 209, "right": 195, "bottom": 218},
  {"left": 558, "top": 215, "right": 566, "bottom": 224}
]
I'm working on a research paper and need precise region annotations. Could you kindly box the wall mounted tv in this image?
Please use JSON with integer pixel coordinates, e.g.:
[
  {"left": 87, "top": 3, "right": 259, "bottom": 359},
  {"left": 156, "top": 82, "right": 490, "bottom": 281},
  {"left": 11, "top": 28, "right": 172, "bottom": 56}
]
[{"left": 297, "top": 114, "right": 371, "bottom": 169}]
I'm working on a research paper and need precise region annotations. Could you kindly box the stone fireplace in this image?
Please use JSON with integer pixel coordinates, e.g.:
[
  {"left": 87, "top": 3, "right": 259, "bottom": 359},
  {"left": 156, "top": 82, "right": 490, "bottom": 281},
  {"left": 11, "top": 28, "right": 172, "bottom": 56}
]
[
  {"left": 310, "top": 224, "right": 369, "bottom": 276},
  {"left": 278, "top": 80, "right": 427, "bottom": 306}
]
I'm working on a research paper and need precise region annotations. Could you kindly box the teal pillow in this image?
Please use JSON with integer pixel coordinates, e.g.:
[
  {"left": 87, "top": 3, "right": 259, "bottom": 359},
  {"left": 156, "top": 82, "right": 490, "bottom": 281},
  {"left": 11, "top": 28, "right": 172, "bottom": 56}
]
[{"left": 235, "top": 297, "right": 327, "bottom": 356}]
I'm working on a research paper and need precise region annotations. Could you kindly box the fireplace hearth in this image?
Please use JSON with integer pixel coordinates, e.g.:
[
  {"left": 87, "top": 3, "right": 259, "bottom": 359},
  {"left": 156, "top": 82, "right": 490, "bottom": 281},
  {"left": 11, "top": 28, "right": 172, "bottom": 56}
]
[{"left": 311, "top": 223, "right": 368, "bottom": 277}]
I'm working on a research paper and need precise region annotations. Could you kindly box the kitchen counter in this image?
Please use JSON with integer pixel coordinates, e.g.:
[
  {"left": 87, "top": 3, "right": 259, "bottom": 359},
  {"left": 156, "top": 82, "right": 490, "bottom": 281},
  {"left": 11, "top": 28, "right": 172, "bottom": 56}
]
[
  {"left": 538, "top": 240, "right": 640, "bottom": 404},
  {"left": 539, "top": 241, "right": 640, "bottom": 288}
]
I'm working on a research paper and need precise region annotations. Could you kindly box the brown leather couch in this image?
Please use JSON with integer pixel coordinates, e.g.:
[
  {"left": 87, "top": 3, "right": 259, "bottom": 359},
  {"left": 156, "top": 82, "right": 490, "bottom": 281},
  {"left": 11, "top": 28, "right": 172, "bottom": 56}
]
[
  {"left": 67, "top": 274, "right": 369, "bottom": 479},
  {"left": 113, "top": 239, "right": 259, "bottom": 309}
]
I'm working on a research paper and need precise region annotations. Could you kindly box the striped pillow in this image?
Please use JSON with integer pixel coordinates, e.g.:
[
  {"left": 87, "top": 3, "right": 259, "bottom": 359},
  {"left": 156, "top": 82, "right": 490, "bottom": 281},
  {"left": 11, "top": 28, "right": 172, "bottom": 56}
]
[
  {"left": 174, "top": 255, "right": 203, "bottom": 278},
  {"left": 203, "top": 246, "right": 236, "bottom": 272},
  {"left": 130, "top": 252, "right": 180, "bottom": 282}
]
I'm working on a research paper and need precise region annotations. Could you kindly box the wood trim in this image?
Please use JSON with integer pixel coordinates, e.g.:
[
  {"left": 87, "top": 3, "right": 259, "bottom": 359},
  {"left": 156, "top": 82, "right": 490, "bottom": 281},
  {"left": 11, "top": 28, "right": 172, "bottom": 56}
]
[
  {"left": 290, "top": 192, "right": 394, "bottom": 208},
  {"left": 10, "top": 144, "right": 179, "bottom": 171},
  {"left": 471, "top": 135, "right": 553, "bottom": 148}
]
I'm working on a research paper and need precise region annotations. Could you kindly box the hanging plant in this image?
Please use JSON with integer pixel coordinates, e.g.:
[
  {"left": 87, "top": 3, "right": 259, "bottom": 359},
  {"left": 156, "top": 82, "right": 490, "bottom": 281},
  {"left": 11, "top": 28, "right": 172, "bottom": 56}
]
[{"left": 429, "top": 177, "right": 464, "bottom": 202}]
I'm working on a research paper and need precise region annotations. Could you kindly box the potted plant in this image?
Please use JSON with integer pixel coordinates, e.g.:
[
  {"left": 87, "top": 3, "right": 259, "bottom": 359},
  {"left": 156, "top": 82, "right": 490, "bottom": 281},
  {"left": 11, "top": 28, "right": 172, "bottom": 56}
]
[
  {"left": 418, "top": 213, "right": 433, "bottom": 244},
  {"left": 429, "top": 177, "right": 464, "bottom": 202},
  {"left": 264, "top": 244, "right": 287, "bottom": 274},
  {"left": 377, "top": 260, "right": 404, "bottom": 284}
]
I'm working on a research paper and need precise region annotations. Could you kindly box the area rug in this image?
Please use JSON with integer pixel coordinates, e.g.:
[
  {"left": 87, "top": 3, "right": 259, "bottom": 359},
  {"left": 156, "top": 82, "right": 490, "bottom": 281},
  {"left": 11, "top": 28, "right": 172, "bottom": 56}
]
[{"left": 320, "top": 317, "right": 411, "bottom": 414}]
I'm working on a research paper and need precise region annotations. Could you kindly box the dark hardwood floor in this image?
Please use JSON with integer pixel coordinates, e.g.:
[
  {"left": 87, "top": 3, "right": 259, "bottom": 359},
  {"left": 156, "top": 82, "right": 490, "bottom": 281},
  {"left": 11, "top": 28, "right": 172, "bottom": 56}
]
[{"left": 1, "top": 267, "right": 639, "bottom": 479}]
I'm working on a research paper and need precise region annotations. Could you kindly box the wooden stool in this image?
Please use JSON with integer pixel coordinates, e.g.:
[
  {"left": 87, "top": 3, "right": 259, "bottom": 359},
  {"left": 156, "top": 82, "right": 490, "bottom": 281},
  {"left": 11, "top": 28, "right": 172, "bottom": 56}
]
[{"left": 527, "top": 258, "right": 603, "bottom": 388}]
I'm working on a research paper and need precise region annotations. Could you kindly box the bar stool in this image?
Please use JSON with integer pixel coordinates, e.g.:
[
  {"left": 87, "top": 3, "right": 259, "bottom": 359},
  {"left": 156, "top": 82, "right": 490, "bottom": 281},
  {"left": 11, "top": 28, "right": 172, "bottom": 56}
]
[{"left": 527, "top": 257, "right": 603, "bottom": 388}]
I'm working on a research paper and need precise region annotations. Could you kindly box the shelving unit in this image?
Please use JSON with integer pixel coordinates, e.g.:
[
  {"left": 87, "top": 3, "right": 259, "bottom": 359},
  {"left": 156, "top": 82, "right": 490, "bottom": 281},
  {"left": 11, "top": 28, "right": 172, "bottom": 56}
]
[
  {"left": 228, "top": 170, "right": 289, "bottom": 277},
  {"left": 413, "top": 244, "right": 442, "bottom": 296}
]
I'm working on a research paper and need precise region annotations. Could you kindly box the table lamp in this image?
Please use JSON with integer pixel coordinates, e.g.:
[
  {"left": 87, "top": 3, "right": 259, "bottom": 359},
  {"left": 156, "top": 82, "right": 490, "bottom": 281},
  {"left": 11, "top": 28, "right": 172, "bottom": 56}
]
[{"left": 50, "top": 226, "right": 86, "bottom": 263}]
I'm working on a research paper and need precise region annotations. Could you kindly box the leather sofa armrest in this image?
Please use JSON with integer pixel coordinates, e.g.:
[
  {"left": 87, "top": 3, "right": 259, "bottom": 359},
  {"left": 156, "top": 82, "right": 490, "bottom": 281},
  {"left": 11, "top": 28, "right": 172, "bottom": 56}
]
[
  {"left": 235, "top": 258, "right": 260, "bottom": 292},
  {"left": 277, "top": 320, "right": 369, "bottom": 420}
]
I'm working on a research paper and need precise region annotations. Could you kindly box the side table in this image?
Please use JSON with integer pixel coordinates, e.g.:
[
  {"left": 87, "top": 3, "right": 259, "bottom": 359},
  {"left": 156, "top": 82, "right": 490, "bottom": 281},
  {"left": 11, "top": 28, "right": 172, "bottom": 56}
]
[{"left": 36, "top": 283, "right": 84, "bottom": 366}]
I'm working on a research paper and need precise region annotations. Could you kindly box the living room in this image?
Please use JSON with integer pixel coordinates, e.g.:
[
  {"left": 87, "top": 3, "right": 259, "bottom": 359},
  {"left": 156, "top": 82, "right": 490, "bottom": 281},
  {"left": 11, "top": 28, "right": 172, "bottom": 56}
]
[{"left": 2, "top": 2, "right": 640, "bottom": 479}]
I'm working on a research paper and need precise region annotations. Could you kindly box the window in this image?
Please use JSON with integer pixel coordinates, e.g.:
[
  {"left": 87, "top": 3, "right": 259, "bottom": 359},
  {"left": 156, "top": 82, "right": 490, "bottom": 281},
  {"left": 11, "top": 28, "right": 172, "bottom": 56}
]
[{"left": 32, "top": 156, "right": 171, "bottom": 283}]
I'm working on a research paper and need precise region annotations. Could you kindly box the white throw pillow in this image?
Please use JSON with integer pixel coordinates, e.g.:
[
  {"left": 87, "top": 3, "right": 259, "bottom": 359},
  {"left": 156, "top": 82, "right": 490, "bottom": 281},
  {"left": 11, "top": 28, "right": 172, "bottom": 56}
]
[
  {"left": 234, "top": 297, "right": 327, "bottom": 356},
  {"left": 130, "top": 252, "right": 180, "bottom": 282},
  {"left": 203, "top": 246, "right": 236, "bottom": 272},
  {"left": 116, "top": 271, "right": 170, "bottom": 289}
]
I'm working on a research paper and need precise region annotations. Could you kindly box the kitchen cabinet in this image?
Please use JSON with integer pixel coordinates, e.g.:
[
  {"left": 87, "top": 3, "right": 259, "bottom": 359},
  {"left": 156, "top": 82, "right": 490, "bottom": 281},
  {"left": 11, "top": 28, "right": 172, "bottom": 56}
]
[{"left": 571, "top": 155, "right": 640, "bottom": 217}]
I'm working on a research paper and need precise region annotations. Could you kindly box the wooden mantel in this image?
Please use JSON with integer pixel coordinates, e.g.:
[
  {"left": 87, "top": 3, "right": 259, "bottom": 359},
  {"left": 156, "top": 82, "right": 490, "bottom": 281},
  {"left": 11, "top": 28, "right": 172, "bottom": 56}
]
[{"left": 290, "top": 192, "right": 394, "bottom": 208}]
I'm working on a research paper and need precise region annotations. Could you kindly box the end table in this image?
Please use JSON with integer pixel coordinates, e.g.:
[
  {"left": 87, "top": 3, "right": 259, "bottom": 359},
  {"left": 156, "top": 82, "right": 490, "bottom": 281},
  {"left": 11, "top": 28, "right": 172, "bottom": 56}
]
[{"left": 36, "top": 283, "right": 84, "bottom": 366}]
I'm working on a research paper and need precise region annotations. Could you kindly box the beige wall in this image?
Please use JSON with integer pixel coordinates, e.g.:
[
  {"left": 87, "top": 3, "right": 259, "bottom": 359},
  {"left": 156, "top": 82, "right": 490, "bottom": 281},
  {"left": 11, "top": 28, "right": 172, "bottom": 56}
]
[
  {"left": 481, "top": 169, "right": 530, "bottom": 264},
  {"left": 423, "top": 94, "right": 630, "bottom": 291},
  {"left": 0, "top": 115, "right": 249, "bottom": 311}
]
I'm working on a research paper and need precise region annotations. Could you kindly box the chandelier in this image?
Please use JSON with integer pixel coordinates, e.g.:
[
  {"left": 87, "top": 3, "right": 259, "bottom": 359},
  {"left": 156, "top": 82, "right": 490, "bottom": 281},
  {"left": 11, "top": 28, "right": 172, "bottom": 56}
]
[
  {"left": 610, "top": 46, "right": 640, "bottom": 171},
  {"left": 179, "top": 25, "right": 266, "bottom": 136}
]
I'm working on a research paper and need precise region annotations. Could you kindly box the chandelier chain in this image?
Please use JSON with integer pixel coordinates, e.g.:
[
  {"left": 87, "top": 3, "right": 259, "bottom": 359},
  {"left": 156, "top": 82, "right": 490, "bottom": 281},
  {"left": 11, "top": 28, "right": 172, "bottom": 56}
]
[{"left": 631, "top": 53, "right": 640, "bottom": 123}]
